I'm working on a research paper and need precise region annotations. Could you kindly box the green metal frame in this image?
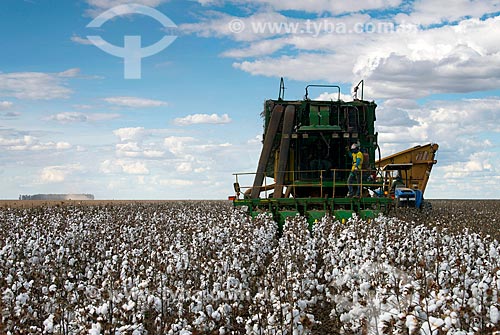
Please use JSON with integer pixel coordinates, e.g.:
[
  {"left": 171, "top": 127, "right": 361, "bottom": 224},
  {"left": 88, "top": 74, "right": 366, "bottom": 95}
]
[{"left": 233, "top": 196, "right": 393, "bottom": 230}]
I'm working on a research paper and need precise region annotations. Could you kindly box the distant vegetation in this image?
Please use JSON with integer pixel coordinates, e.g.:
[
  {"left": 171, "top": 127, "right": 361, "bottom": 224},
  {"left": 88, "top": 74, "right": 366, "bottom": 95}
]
[{"left": 18, "top": 194, "right": 94, "bottom": 201}]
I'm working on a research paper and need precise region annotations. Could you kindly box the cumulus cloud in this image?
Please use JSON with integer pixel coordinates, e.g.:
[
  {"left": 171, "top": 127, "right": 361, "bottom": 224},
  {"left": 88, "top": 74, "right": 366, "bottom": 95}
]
[
  {"left": 195, "top": 0, "right": 402, "bottom": 14},
  {"left": 396, "top": 0, "right": 500, "bottom": 26},
  {"left": 376, "top": 97, "right": 500, "bottom": 188},
  {"left": 112, "top": 127, "right": 169, "bottom": 159},
  {"left": 100, "top": 159, "right": 149, "bottom": 175},
  {"left": 0, "top": 70, "right": 78, "bottom": 100},
  {"left": 173, "top": 113, "right": 232, "bottom": 126},
  {"left": 156, "top": 178, "right": 194, "bottom": 187},
  {"left": 0, "top": 134, "right": 72, "bottom": 151},
  {"left": 164, "top": 136, "right": 195, "bottom": 155},
  {"left": 84, "top": 0, "right": 169, "bottom": 17},
  {"left": 48, "top": 112, "right": 121, "bottom": 123},
  {"left": 104, "top": 96, "right": 168, "bottom": 108},
  {"left": 39, "top": 164, "right": 83, "bottom": 184},
  {"left": 185, "top": 3, "right": 500, "bottom": 99},
  {"left": 176, "top": 162, "right": 193, "bottom": 173},
  {"left": 113, "top": 127, "right": 148, "bottom": 142}
]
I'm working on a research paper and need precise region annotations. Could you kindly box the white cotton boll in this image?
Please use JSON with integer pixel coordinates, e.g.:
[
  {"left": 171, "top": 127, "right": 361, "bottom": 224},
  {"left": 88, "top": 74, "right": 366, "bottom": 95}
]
[
  {"left": 88, "top": 322, "right": 102, "bottom": 335},
  {"left": 147, "top": 295, "right": 154, "bottom": 305},
  {"left": 64, "top": 281, "right": 74, "bottom": 292},
  {"left": 450, "top": 311, "right": 458, "bottom": 325},
  {"left": 49, "top": 284, "right": 57, "bottom": 292},
  {"left": 491, "top": 305, "right": 499, "bottom": 324},
  {"left": 489, "top": 246, "right": 498, "bottom": 259},
  {"left": 43, "top": 314, "right": 54, "bottom": 333},
  {"left": 428, "top": 304, "right": 437, "bottom": 313},
  {"left": 405, "top": 314, "right": 418, "bottom": 333},
  {"left": 122, "top": 300, "right": 135, "bottom": 311},
  {"left": 339, "top": 313, "right": 350, "bottom": 323},
  {"left": 219, "top": 326, "right": 226, "bottom": 334},
  {"left": 97, "top": 302, "right": 108, "bottom": 315},
  {"left": 359, "top": 282, "right": 370, "bottom": 295},
  {"left": 443, "top": 315, "right": 452, "bottom": 328},
  {"left": 138, "top": 280, "right": 149, "bottom": 289},
  {"left": 422, "top": 317, "right": 444, "bottom": 335},
  {"left": 132, "top": 327, "right": 145, "bottom": 335},
  {"left": 3, "top": 288, "right": 14, "bottom": 301},
  {"left": 297, "top": 300, "right": 307, "bottom": 311},
  {"left": 211, "top": 310, "right": 221, "bottom": 321},
  {"left": 193, "top": 312, "right": 206, "bottom": 326},
  {"left": 16, "top": 293, "right": 29, "bottom": 305}
]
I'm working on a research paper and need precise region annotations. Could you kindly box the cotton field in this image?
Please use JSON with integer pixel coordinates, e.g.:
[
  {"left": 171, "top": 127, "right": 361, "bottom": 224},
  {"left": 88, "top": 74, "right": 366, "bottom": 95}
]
[{"left": 1, "top": 201, "right": 499, "bottom": 334}]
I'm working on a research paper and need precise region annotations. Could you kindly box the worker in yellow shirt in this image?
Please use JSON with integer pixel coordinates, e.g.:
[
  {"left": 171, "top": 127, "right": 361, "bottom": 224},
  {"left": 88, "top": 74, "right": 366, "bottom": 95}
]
[{"left": 347, "top": 143, "right": 363, "bottom": 197}]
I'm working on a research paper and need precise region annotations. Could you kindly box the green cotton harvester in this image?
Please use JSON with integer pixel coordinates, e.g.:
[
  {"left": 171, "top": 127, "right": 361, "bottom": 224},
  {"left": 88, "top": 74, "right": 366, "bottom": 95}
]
[{"left": 231, "top": 79, "right": 438, "bottom": 228}]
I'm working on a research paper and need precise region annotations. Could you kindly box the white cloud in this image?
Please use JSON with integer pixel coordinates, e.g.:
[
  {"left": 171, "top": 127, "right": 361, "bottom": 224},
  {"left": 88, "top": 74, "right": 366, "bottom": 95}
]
[
  {"left": 58, "top": 68, "right": 81, "bottom": 78},
  {"left": 195, "top": 0, "right": 402, "bottom": 14},
  {"left": 181, "top": 11, "right": 293, "bottom": 42},
  {"left": 39, "top": 164, "right": 83, "bottom": 184},
  {"left": 0, "top": 101, "right": 13, "bottom": 110},
  {"left": 221, "top": 39, "right": 288, "bottom": 58},
  {"left": 0, "top": 70, "right": 77, "bottom": 100},
  {"left": 315, "top": 92, "right": 355, "bottom": 102},
  {"left": 116, "top": 142, "right": 141, "bottom": 157},
  {"left": 71, "top": 35, "right": 95, "bottom": 45},
  {"left": 86, "top": 0, "right": 167, "bottom": 9},
  {"left": 100, "top": 159, "right": 149, "bottom": 175},
  {"left": 228, "top": 16, "right": 500, "bottom": 98},
  {"left": 376, "top": 97, "right": 500, "bottom": 195},
  {"left": 0, "top": 134, "right": 72, "bottom": 152},
  {"left": 164, "top": 136, "right": 195, "bottom": 155},
  {"left": 84, "top": 0, "right": 169, "bottom": 17},
  {"left": 157, "top": 178, "right": 194, "bottom": 187},
  {"left": 104, "top": 96, "right": 168, "bottom": 108},
  {"left": 143, "top": 149, "right": 165, "bottom": 158},
  {"left": 121, "top": 161, "right": 149, "bottom": 174},
  {"left": 113, "top": 127, "right": 148, "bottom": 142},
  {"left": 176, "top": 162, "right": 193, "bottom": 173},
  {"left": 397, "top": 0, "right": 500, "bottom": 26},
  {"left": 443, "top": 151, "right": 494, "bottom": 179},
  {"left": 48, "top": 112, "right": 121, "bottom": 123},
  {"left": 112, "top": 128, "right": 168, "bottom": 161},
  {"left": 173, "top": 113, "right": 232, "bottom": 126},
  {"left": 183, "top": 5, "right": 500, "bottom": 99}
]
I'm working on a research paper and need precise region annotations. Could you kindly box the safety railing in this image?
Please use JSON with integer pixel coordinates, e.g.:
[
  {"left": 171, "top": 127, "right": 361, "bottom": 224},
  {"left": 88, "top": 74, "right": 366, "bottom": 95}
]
[{"left": 232, "top": 168, "right": 385, "bottom": 199}]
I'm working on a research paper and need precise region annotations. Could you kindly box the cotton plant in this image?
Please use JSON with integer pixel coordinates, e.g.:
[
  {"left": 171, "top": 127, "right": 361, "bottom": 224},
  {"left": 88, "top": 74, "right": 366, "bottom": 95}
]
[{"left": 1, "top": 201, "right": 499, "bottom": 334}]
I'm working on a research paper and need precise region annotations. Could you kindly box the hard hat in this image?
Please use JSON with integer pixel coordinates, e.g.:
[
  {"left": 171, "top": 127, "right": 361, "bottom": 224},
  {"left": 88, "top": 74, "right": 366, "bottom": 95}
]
[{"left": 351, "top": 143, "right": 359, "bottom": 150}]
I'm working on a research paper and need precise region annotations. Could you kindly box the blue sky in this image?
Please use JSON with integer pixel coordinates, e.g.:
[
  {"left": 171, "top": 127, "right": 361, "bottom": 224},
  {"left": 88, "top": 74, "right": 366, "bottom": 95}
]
[{"left": 0, "top": 0, "right": 499, "bottom": 199}]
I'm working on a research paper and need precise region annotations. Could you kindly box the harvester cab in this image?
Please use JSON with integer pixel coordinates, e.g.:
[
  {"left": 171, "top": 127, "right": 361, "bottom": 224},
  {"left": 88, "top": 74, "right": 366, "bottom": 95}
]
[{"left": 231, "top": 79, "right": 438, "bottom": 227}]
